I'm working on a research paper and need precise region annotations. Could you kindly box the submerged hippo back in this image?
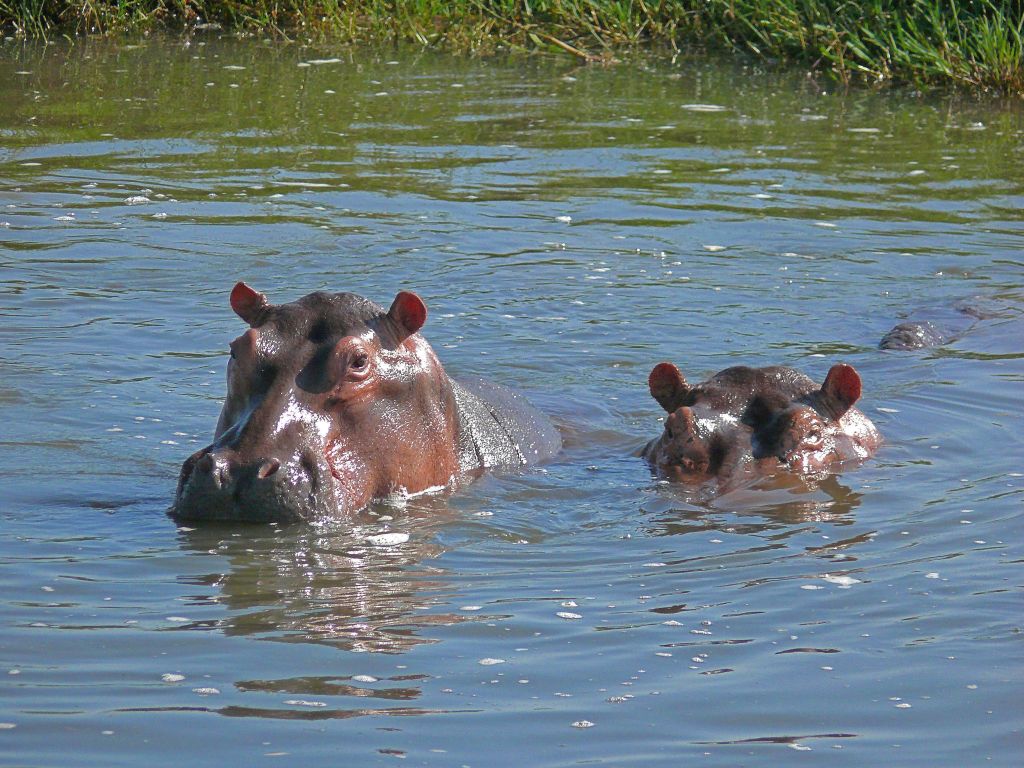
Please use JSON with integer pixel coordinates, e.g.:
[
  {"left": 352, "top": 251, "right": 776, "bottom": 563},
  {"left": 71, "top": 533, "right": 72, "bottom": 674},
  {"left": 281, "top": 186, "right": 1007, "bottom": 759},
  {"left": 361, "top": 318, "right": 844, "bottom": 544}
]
[{"left": 452, "top": 377, "right": 562, "bottom": 471}]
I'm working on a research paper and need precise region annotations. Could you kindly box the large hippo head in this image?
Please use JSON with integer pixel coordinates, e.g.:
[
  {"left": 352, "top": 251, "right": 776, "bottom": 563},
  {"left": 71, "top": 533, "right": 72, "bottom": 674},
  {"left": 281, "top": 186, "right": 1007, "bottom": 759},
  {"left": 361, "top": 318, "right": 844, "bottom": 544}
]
[
  {"left": 172, "top": 283, "right": 462, "bottom": 523},
  {"left": 643, "top": 361, "right": 881, "bottom": 484}
]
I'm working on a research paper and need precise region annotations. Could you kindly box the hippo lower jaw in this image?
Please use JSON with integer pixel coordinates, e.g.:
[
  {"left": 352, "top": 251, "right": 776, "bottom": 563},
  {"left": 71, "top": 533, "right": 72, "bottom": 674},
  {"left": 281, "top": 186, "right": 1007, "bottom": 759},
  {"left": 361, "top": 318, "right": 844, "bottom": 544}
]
[{"left": 171, "top": 446, "right": 341, "bottom": 523}]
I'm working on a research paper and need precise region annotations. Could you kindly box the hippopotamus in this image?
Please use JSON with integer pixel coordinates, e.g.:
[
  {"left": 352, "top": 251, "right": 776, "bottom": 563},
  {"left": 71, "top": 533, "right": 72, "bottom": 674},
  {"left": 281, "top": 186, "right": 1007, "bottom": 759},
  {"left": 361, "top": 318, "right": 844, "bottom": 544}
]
[
  {"left": 643, "top": 361, "right": 881, "bottom": 484},
  {"left": 879, "top": 299, "right": 989, "bottom": 350},
  {"left": 172, "top": 283, "right": 560, "bottom": 523},
  {"left": 879, "top": 321, "right": 947, "bottom": 350}
]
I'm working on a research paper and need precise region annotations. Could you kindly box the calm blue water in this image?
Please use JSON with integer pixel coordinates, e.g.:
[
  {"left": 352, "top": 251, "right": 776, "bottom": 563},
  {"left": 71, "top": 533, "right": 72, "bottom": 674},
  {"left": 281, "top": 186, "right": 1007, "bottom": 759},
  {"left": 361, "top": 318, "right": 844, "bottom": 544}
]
[{"left": 1, "top": 37, "right": 1022, "bottom": 766}]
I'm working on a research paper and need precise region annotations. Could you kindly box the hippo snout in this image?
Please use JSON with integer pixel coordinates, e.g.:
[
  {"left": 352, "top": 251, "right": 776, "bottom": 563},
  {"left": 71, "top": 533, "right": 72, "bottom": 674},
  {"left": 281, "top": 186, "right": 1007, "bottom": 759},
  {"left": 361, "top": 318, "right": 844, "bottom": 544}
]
[{"left": 172, "top": 447, "right": 331, "bottom": 523}]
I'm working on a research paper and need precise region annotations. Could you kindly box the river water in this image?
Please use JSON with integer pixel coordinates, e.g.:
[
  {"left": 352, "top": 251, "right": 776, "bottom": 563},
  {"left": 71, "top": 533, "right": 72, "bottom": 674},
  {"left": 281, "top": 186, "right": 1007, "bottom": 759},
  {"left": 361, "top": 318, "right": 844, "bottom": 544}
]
[{"left": 1, "top": 36, "right": 1022, "bottom": 766}]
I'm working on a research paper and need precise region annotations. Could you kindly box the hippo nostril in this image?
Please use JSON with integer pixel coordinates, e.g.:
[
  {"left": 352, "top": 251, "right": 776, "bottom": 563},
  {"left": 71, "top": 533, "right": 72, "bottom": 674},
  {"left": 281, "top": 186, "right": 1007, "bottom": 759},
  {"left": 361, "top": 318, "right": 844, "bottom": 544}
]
[
  {"left": 196, "top": 452, "right": 232, "bottom": 489},
  {"left": 257, "top": 458, "right": 281, "bottom": 480},
  {"left": 197, "top": 452, "right": 214, "bottom": 473}
]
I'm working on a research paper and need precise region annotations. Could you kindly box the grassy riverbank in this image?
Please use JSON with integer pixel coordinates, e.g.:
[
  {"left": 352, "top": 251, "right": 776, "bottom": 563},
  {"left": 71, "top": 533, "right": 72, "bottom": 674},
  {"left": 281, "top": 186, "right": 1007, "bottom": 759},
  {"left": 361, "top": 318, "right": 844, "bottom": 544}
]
[{"left": 2, "top": 1, "right": 1022, "bottom": 93}]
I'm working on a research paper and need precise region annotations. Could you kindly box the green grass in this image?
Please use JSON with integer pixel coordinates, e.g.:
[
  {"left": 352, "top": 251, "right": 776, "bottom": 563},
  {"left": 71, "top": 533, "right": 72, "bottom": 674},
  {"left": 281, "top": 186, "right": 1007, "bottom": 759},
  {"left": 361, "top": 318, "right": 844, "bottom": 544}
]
[{"left": 1, "top": 1, "right": 1022, "bottom": 94}]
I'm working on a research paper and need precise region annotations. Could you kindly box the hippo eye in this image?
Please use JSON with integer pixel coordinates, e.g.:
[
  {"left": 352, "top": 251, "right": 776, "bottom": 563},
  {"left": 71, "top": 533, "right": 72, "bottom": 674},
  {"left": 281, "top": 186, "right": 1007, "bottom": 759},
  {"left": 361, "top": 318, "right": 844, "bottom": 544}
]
[{"left": 350, "top": 352, "right": 369, "bottom": 370}]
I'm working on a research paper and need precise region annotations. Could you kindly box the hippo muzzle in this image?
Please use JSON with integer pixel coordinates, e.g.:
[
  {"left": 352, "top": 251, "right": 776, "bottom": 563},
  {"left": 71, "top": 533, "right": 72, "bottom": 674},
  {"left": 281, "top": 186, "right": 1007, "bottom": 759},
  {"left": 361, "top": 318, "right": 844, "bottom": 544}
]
[{"left": 173, "top": 441, "right": 338, "bottom": 523}]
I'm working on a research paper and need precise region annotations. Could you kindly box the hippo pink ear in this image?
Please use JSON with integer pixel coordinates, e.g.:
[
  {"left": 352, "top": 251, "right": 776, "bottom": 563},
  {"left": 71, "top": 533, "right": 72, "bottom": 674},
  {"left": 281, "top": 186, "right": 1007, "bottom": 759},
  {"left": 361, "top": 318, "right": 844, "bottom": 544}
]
[
  {"left": 230, "top": 282, "right": 269, "bottom": 326},
  {"left": 388, "top": 291, "right": 427, "bottom": 340},
  {"left": 821, "top": 363, "right": 862, "bottom": 416},
  {"left": 649, "top": 362, "right": 690, "bottom": 413}
]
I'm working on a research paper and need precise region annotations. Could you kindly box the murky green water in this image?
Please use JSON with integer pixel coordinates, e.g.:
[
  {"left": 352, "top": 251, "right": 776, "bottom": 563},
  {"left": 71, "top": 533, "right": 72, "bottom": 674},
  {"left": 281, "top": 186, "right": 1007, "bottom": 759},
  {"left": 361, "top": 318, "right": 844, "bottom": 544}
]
[{"left": 1, "top": 36, "right": 1022, "bottom": 766}]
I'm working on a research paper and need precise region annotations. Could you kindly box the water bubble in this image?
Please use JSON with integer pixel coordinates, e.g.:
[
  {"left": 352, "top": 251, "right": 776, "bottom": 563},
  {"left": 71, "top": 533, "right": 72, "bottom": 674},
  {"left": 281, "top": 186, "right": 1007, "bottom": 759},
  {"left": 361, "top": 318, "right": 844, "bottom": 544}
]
[
  {"left": 161, "top": 673, "right": 185, "bottom": 683},
  {"left": 822, "top": 574, "right": 861, "bottom": 588},
  {"left": 367, "top": 533, "right": 409, "bottom": 546},
  {"left": 478, "top": 658, "right": 505, "bottom": 666}
]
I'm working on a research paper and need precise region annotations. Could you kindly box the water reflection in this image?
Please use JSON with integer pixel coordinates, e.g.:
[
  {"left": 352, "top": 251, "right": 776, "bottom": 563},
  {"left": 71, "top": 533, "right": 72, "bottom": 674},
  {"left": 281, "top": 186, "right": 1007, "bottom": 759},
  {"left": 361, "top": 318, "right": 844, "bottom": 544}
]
[
  {"left": 175, "top": 497, "right": 467, "bottom": 654},
  {"left": 642, "top": 472, "right": 864, "bottom": 538}
]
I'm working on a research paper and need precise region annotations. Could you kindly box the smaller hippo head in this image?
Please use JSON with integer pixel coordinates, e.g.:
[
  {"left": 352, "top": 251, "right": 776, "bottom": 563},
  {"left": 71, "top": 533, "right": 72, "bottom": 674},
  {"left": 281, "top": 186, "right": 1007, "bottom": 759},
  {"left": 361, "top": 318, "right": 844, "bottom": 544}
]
[
  {"left": 753, "top": 364, "right": 881, "bottom": 474},
  {"left": 644, "top": 361, "right": 881, "bottom": 485},
  {"left": 172, "top": 283, "right": 460, "bottom": 523}
]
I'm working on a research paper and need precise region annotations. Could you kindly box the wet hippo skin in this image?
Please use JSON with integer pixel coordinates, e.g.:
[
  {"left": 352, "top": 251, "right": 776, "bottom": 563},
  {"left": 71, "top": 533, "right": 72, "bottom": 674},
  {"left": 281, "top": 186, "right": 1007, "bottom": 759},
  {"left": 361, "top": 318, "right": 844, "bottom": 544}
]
[
  {"left": 172, "top": 283, "right": 560, "bottom": 523},
  {"left": 879, "top": 298, "right": 991, "bottom": 350},
  {"left": 643, "top": 362, "right": 882, "bottom": 485},
  {"left": 879, "top": 321, "right": 947, "bottom": 350}
]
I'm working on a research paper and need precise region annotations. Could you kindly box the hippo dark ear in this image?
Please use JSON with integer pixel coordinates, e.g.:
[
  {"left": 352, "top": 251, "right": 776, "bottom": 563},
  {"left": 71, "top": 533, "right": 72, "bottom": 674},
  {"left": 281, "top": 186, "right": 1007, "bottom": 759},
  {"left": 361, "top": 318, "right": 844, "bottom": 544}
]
[
  {"left": 387, "top": 291, "right": 427, "bottom": 340},
  {"left": 230, "top": 282, "right": 269, "bottom": 326},
  {"left": 821, "top": 363, "right": 862, "bottom": 417},
  {"left": 649, "top": 362, "right": 690, "bottom": 413}
]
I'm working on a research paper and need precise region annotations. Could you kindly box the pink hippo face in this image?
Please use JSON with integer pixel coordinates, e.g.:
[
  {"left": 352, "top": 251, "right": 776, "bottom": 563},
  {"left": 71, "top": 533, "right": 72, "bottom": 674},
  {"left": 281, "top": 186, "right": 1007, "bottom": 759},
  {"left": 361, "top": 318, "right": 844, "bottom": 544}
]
[{"left": 643, "top": 361, "right": 881, "bottom": 485}]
